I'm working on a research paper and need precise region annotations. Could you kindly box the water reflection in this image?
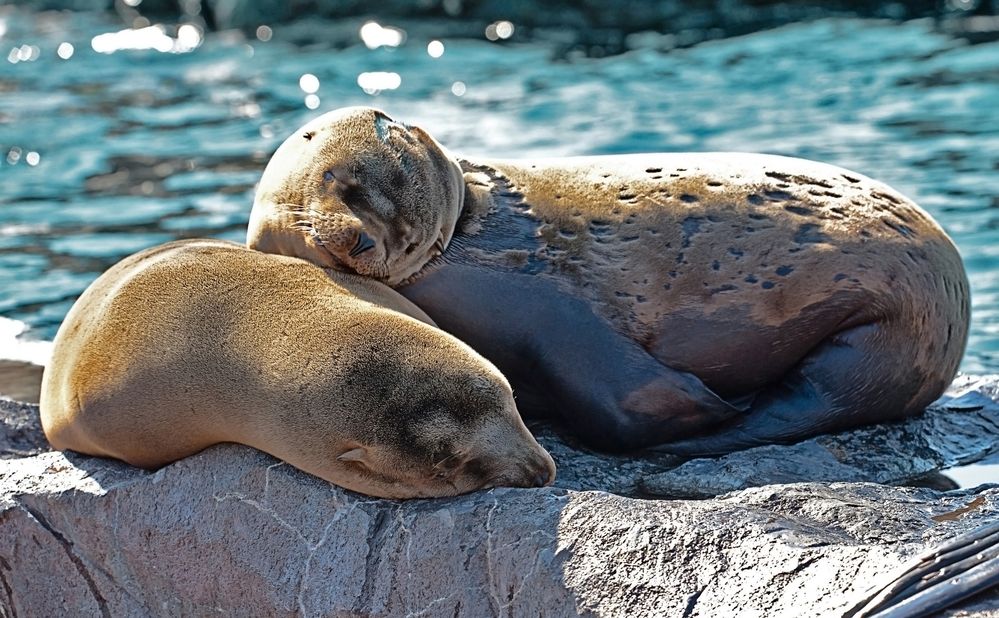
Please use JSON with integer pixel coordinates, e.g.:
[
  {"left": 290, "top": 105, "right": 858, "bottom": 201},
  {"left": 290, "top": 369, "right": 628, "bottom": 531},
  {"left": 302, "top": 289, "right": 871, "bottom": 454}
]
[{"left": 0, "top": 7, "right": 996, "bottom": 376}]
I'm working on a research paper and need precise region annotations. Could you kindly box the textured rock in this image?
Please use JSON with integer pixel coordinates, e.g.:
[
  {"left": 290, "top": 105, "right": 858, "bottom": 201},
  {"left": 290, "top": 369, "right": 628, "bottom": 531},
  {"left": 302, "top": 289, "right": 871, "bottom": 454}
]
[
  {"left": 1, "top": 377, "right": 998, "bottom": 616},
  {"left": 1, "top": 447, "right": 998, "bottom": 616}
]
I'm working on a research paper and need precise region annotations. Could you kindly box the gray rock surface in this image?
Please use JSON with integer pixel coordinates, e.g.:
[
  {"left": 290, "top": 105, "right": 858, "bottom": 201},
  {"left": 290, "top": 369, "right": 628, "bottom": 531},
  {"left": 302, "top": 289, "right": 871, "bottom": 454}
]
[{"left": 1, "top": 377, "right": 998, "bottom": 616}]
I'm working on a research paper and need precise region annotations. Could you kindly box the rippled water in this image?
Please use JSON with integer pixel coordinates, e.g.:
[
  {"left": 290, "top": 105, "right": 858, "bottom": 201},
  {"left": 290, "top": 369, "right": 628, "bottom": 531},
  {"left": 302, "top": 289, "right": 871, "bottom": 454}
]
[{"left": 1, "top": 8, "right": 997, "bottom": 372}]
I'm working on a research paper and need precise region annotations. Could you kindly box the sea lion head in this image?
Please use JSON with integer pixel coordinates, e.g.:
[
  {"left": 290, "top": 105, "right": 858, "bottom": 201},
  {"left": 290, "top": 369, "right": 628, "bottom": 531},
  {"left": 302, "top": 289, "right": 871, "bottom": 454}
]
[
  {"left": 326, "top": 361, "right": 556, "bottom": 500},
  {"left": 249, "top": 107, "right": 464, "bottom": 285}
]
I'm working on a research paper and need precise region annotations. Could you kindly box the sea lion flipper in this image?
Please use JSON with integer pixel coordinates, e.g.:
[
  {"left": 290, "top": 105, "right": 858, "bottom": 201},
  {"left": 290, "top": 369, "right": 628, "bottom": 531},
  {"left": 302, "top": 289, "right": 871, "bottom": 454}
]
[{"left": 656, "top": 321, "right": 941, "bottom": 456}]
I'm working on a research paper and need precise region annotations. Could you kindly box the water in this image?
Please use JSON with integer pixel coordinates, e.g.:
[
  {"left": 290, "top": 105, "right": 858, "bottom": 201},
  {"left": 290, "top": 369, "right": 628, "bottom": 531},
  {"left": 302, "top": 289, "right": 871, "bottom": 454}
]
[{"left": 0, "top": 8, "right": 998, "bottom": 376}]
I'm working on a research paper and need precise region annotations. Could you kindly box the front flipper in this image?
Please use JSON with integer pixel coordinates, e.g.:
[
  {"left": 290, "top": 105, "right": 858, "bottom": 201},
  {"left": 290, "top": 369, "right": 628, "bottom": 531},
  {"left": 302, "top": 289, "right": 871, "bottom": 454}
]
[{"left": 400, "top": 265, "right": 743, "bottom": 452}]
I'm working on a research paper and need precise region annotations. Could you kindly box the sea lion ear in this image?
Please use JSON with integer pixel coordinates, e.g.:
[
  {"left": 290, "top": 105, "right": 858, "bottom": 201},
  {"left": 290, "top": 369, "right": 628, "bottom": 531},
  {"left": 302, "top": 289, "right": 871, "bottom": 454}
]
[{"left": 337, "top": 447, "right": 368, "bottom": 463}]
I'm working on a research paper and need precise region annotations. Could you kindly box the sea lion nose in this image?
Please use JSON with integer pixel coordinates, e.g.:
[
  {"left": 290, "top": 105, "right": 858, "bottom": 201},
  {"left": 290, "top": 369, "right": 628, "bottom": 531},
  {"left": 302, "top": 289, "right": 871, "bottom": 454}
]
[
  {"left": 348, "top": 230, "right": 376, "bottom": 257},
  {"left": 532, "top": 458, "right": 556, "bottom": 487}
]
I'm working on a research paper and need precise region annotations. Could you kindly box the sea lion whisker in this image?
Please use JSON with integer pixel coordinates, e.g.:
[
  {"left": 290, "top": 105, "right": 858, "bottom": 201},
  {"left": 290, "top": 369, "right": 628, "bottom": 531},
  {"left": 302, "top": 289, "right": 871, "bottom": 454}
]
[{"left": 433, "top": 452, "right": 463, "bottom": 470}]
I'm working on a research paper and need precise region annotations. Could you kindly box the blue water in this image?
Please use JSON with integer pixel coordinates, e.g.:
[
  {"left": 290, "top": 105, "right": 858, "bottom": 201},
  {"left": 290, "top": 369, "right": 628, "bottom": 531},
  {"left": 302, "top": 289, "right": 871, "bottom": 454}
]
[{"left": 1, "top": 8, "right": 998, "bottom": 372}]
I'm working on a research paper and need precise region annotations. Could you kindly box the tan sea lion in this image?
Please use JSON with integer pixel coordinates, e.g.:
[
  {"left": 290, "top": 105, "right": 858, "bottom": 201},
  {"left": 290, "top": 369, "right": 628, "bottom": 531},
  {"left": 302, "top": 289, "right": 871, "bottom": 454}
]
[
  {"left": 39, "top": 239, "right": 555, "bottom": 498},
  {"left": 247, "top": 107, "right": 970, "bottom": 456}
]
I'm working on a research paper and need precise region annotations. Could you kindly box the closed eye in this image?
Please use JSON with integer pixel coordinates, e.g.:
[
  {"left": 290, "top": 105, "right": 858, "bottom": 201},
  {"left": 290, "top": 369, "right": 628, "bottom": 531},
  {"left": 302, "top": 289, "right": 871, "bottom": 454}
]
[{"left": 340, "top": 184, "right": 370, "bottom": 212}]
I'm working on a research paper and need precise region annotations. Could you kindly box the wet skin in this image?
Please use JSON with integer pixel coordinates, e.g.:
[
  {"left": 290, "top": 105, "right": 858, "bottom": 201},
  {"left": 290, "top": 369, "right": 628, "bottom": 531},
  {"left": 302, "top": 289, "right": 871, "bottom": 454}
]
[
  {"left": 248, "top": 109, "right": 970, "bottom": 456},
  {"left": 398, "top": 155, "right": 969, "bottom": 454}
]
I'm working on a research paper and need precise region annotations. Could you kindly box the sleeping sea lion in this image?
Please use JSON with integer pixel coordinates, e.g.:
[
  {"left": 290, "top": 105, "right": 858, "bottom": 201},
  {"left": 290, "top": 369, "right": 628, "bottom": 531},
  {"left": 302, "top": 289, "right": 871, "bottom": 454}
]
[{"left": 247, "top": 107, "right": 970, "bottom": 455}]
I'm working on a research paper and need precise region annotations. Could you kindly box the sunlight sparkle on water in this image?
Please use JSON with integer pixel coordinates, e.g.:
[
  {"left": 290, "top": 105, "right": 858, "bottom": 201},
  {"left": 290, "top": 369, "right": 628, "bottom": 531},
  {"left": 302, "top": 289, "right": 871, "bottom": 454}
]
[
  {"left": 57, "top": 42, "right": 74, "bottom": 59},
  {"left": 357, "top": 71, "right": 401, "bottom": 95},
  {"left": 299, "top": 73, "right": 319, "bottom": 94},
  {"left": 91, "top": 24, "right": 201, "bottom": 54},
  {"left": 427, "top": 40, "right": 444, "bottom": 58},
  {"left": 7, "top": 44, "right": 40, "bottom": 64},
  {"left": 451, "top": 81, "right": 466, "bottom": 96},
  {"left": 359, "top": 21, "right": 405, "bottom": 49},
  {"left": 485, "top": 21, "right": 515, "bottom": 41}
]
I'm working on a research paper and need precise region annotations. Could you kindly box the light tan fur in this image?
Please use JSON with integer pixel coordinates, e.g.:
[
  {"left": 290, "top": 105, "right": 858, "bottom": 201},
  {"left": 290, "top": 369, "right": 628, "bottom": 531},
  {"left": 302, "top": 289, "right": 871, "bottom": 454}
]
[
  {"left": 39, "top": 240, "right": 554, "bottom": 499},
  {"left": 248, "top": 107, "right": 465, "bottom": 286}
]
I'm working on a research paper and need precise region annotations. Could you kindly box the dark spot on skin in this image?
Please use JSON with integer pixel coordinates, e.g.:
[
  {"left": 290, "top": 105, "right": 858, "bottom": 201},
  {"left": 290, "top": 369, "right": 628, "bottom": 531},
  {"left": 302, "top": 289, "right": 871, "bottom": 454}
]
[
  {"left": 619, "top": 192, "right": 637, "bottom": 200},
  {"left": 882, "top": 218, "right": 915, "bottom": 238},
  {"left": 834, "top": 273, "right": 848, "bottom": 281},
  {"left": 664, "top": 283, "right": 672, "bottom": 290},
  {"left": 680, "top": 194, "right": 699, "bottom": 203},
  {"left": 668, "top": 270, "right": 678, "bottom": 278},
  {"left": 761, "top": 281, "right": 775, "bottom": 289},
  {"left": 764, "top": 190, "right": 794, "bottom": 201},
  {"left": 588, "top": 221, "right": 614, "bottom": 236},
  {"left": 675, "top": 252, "right": 685, "bottom": 264},
  {"left": 824, "top": 191, "right": 843, "bottom": 198},
  {"left": 860, "top": 230, "right": 871, "bottom": 237},
  {"left": 872, "top": 191, "right": 902, "bottom": 205},
  {"left": 706, "top": 180, "right": 723, "bottom": 187},
  {"left": 784, "top": 204, "right": 811, "bottom": 216},
  {"left": 303, "top": 131, "right": 315, "bottom": 141},
  {"left": 669, "top": 173, "right": 680, "bottom": 178},
  {"left": 728, "top": 247, "right": 744, "bottom": 258},
  {"left": 558, "top": 229, "right": 577, "bottom": 239},
  {"left": 794, "top": 223, "right": 829, "bottom": 244},
  {"left": 775, "top": 265, "right": 794, "bottom": 276},
  {"left": 747, "top": 194, "right": 764, "bottom": 205},
  {"left": 765, "top": 171, "right": 790, "bottom": 182},
  {"left": 636, "top": 295, "right": 647, "bottom": 303},
  {"left": 676, "top": 168, "right": 687, "bottom": 171},
  {"left": 620, "top": 235, "right": 640, "bottom": 242},
  {"left": 830, "top": 207, "right": 848, "bottom": 216},
  {"left": 651, "top": 175, "right": 662, "bottom": 179},
  {"left": 710, "top": 284, "right": 738, "bottom": 295},
  {"left": 555, "top": 194, "right": 562, "bottom": 199},
  {"left": 647, "top": 228, "right": 659, "bottom": 235},
  {"left": 744, "top": 274, "right": 758, "bottom": 283},
  {"left": 681, "top": 216, "right": 707, "bottom": 247},
  {"left": 748, "top": 213, "right": 769, "bottom": 221},
  {"left": 646, "top": 167, "right": 662, "bottom": 173},
  {"left": 843, "top": 174, "right": 861, "bottom": 183},
  {"left": 712, "top": 260, "right": 720, "bottom": 270}
]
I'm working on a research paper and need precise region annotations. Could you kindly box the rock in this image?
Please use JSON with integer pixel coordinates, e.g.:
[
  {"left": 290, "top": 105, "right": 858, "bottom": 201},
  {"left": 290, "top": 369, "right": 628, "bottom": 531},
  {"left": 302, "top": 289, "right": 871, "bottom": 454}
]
[
  {"left": 1, "top": 377, "right": 998, "bottom": 616},
  {"left": 0, "top": 360, "right": 43, "bottom": 404},
  {"left": 2, "top": 447, "right": 998, "bottom": 616}
]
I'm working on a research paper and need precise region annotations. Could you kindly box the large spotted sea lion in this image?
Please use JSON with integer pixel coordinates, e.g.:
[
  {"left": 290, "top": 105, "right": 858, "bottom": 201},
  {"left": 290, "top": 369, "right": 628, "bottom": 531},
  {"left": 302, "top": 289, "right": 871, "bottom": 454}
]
[
  {"left": 248, "top": 107, "right": 970, "bottom": 455},
  {"left": 39, "top": 239, "right": 555, "bottom": 498}
]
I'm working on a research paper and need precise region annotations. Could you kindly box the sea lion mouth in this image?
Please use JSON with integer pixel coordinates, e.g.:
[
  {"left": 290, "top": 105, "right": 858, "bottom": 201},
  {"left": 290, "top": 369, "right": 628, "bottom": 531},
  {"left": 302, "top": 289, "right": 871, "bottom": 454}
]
[{"left": 309, "top": 229, "right": 357, "bottom": 274}]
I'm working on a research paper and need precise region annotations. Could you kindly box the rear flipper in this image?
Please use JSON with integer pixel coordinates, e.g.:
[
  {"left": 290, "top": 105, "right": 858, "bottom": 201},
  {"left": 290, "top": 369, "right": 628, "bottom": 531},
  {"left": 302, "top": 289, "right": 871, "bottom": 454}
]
[
  {"left": 843, "top": 521, "right": 999, "bottom": 618},
  {"left": 656, "top": 322, "right": 937, "bottom": 457}
]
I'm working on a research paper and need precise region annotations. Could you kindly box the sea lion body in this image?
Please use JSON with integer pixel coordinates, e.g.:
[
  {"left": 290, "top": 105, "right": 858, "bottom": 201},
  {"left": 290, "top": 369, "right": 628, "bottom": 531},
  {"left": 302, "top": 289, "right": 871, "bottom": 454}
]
[
  {"left": 248, "top": 108, "right": 970, "bottom": 455},
  {"left": 40, "top": 239, "right": 555, "bottom": 498}
]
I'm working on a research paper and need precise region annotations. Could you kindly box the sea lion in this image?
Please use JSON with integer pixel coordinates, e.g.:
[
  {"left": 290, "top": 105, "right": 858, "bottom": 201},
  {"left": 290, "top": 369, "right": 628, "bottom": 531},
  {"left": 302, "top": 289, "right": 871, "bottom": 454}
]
[
  {"left": 247, "top": 107, "right": 970, "bottom": 456},
  {"left": 39, "top": 239, "right": 555, "bottom": 499}
]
